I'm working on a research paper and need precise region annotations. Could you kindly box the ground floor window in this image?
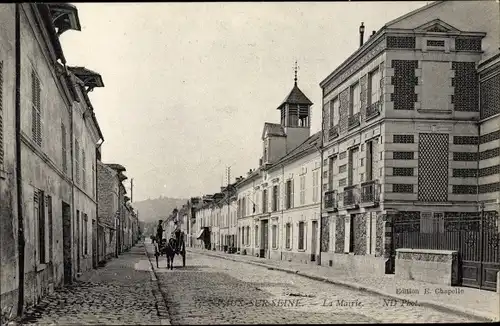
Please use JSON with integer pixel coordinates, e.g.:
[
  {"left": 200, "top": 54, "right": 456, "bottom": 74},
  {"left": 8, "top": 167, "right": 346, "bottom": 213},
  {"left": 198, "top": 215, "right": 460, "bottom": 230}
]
[
  {"left": 285, "top": 223, "right": 291, "bottom": 249},
  {"left": 272, "top": 224, "right": 277, "bottom": 249},
  {"left": 246, "top": 226, "right": 250, "bottom": 245},
  {"left": 255, "top": 225, "right": 259, "bottom": 247},
  {"left": 298, "top": 221, "right": 305, "bottom": 250}
]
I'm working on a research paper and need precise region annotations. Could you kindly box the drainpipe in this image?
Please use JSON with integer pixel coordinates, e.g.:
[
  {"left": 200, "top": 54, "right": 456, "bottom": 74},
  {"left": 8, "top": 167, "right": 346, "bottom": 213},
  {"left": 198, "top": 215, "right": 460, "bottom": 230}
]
[
  {"left": 95, "top": 140, "right": 103, "bottom": 267},
  {"left": 67, "top": 67, "right": 76, "bottom": 282},
  {"left": 317, "top": 136, "right": 324, "bottom": 266},
  {"left": 280, "top": 164, "right": 284, "bottom": 261},
  {"left": 15, "top": 3, "right": 26, "bottom": 317}
]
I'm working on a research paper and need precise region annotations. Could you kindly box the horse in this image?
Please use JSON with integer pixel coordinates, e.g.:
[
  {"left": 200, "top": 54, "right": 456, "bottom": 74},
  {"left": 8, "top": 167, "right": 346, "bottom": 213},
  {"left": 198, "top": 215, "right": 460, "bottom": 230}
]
[{"left": 155, "top": 238, "right": 177, "bottom": 270}]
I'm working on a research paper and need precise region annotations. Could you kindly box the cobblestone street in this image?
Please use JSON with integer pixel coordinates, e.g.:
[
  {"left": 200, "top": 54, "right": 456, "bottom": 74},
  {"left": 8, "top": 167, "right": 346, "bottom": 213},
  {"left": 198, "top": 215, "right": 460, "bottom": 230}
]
[
  {"left": 10, "top": 241, "right": 489, "bottom": 325},
  {"left": 17, "top": 243, "right": 165, "bottom": 325},
  {"left": 150, "top": 243, "right": 483, "bottom": 324}
]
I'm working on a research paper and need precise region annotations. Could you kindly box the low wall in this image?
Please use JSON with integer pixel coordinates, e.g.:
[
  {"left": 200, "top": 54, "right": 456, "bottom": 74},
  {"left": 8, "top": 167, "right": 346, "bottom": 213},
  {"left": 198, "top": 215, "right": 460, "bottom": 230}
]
[
  {"left": 319, "top": 252, "right": 387, "bottom": 276},
  {"left": 395, "top": 248, "right": 459, "bottom": 286}
]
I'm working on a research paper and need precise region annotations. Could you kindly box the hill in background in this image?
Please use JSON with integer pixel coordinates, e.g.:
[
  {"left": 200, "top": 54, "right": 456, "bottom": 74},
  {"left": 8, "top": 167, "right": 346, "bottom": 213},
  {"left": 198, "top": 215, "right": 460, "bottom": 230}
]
[{"left": 133, "top": 196, "right": 189, "bottom": 223}]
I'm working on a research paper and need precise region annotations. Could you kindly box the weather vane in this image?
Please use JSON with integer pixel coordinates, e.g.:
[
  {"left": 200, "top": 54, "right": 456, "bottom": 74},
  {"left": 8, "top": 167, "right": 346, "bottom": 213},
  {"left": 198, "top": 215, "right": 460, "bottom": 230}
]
[{"left": 294, "top": 60, "right": 299, "bottom": 85}]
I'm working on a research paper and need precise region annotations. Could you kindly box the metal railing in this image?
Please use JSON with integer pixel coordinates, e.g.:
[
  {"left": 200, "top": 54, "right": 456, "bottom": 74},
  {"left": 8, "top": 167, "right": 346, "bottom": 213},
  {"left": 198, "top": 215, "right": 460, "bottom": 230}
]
[
  {"left": 365, "top": 101, "right": 381, "bottom": 121},
  {"left": 348, "top": 112, "right": 361, "bottom": 130},
  {"left": 361, "top": 180, "right": 380, "bottom": 203},
  {"left": 328, "top": 125, "right": 339, "bottom": 140},
  {"left": 324, "top": 190, "right": 336, "bottom": 209},
  {"left": 343, "top": 185, "right": 360, "bottom": 206}
]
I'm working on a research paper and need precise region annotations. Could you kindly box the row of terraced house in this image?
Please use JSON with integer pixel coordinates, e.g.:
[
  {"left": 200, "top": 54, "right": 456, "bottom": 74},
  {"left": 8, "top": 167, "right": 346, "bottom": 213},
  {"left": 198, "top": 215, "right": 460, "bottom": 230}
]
[
  {"left": 186, "top": 0, "right": 500, "bottom": 294},
  {"left": 0, "top": 4, "right": 140, "bottom": 323}
]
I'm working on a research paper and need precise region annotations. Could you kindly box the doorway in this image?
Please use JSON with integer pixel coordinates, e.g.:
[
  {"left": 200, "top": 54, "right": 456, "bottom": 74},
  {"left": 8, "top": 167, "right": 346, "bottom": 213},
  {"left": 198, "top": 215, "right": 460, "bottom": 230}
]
[
  {"left": 76, "top": 210, "right": 80, "bottom": 273},
  {"left": 92, "top": 219, "right": 97, "bottom": 268},
  {"left": 62, "top": 202, "right": 72, "bottom": 284},
  {"left": 311, "top": 220, "right": 318, "bottom": 261},
  {"left": 260, "top": 220, "right": 269, "bottom": 258}
]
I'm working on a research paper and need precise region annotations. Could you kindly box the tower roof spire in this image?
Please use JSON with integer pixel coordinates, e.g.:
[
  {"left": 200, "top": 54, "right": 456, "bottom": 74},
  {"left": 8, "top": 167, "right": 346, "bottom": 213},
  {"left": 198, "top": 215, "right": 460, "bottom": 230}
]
[{"left": 294, "top": 60, "right": 299, "bottom": 85}]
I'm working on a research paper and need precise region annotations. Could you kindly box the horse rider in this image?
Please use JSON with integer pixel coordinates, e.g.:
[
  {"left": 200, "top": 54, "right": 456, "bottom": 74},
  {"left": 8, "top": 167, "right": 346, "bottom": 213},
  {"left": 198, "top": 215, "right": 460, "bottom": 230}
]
[
  {"left": 156, "top": 219, "right": 164, "bottom": 243},
  {"left": 173, "top": 220, "right": 182, "bottom": 252}
]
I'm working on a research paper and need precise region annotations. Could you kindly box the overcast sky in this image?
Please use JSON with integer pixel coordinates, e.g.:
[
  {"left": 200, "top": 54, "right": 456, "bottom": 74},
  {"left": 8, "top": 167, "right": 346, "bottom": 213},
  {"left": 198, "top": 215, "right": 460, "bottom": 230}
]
[{"left": 60, "top": 2, "right": 426, "bottom": 202}]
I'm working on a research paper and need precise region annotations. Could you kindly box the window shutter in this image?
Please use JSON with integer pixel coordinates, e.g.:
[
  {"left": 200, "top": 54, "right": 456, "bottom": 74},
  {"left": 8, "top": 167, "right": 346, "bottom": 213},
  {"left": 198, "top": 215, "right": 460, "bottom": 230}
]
[
  {"left": 31, "top": 70, "right": 37, "bottom": 141},
  {"left": 36, "top": 77, "right": 41, "bottom": 146},
  {"left": 75, "top": 141, "right": 80, "bottom": 184},
  {"left": 31, "top": 70, "right": 42, "bottom": 146},
  {"left": 61, "top": 123, "right": 67, "bottom": 173},
  {"left": 0, "top": 61, "right": 3, "bottom": 166},
  {"left": 291, "top": 179, "right": 295, "bottom": 208},
  {"left": 82, "top": 150, "right": 86, "bottom": 190}
]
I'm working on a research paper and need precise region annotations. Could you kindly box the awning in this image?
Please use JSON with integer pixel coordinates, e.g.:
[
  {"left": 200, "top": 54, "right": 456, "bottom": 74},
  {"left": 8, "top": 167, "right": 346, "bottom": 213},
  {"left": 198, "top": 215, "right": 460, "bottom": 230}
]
[{"left": 196, "top": 229, "right": 205, "bottom": 239}]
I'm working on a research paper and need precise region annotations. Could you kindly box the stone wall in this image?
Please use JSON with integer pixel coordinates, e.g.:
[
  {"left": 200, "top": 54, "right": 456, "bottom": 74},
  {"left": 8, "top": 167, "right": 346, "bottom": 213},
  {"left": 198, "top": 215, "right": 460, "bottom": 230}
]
[
  {"left": 375, "top": 212, "right": 384, "bottom": 257},
  {"left": 335, "top": 215, "right": 345, "bottom": 253},
  {"left": 97, "top": 162, "right": 117, "bottom": 228},
  {"left": 395, "top": 249, "right": 459, "bottom": 286},
  {"left": 353, "top": 213, "right": 367, "bottom": 255},
  {"left": 320, "top": 215, "right": 330, "bottom": 252}
]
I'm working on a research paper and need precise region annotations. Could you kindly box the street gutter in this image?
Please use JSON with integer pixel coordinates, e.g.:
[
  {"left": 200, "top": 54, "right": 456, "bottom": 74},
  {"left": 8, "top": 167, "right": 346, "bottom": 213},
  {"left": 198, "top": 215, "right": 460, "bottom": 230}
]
[
  {"left": 188, "top": 248, "right": 496, "bottom": 322},
  {"left": 143, "top": 242, "right": 171, "bottom": 325}
]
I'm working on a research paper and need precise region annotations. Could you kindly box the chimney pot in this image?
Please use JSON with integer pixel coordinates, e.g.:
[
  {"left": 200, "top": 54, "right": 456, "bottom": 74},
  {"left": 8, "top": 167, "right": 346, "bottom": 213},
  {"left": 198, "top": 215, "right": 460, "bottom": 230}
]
[{"left": 359, "top": 22, "right": 365, "bottom": 47}]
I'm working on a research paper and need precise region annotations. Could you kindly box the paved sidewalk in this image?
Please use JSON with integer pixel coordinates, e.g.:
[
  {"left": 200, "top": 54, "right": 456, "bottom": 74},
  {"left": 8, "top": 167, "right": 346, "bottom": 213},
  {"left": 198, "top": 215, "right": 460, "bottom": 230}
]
[
  {"left": 13, "top": 242, "right": 168, "bottom": 325},
  {"left": 188, "top": 247, "right": 500, "bottom": 322}
]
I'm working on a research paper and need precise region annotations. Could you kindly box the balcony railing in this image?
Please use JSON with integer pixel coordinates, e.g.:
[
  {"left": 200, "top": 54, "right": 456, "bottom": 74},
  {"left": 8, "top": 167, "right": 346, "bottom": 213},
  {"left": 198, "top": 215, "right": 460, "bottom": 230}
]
[
  {"left": 365, "top": 101, "right": 381, "bottom": 121},
  {"left": 348, "top": 112, "right": 361, "bottom": 130},
  {"left": 324, "top": 191, "right": 337, "bottom": 210},
  {"left": 343, "top": 185, "right": 359, "bottom": 208},
  {"left": 328, "top": 125, "right": 339, "bottom": 140},
  {"left": 361, "top": 180, "right": 380, "bottom": 205}
]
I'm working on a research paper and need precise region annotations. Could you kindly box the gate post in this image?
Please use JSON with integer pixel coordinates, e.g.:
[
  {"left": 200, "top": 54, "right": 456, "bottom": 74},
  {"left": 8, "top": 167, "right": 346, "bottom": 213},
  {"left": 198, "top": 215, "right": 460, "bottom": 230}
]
[{"left": 383, "top": 210, "right": 397, "bottom": 274}]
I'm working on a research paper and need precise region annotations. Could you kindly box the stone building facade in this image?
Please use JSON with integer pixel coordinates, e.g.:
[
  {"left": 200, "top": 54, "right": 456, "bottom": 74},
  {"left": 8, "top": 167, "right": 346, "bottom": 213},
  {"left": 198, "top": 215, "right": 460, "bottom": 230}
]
[
  {"left": 0, "top": 3, "right": 108, "bottom": 321},
  {"left": 192, "top": 78, "right": 322, "bottom": 263},
  {"left": 96, "top": 162, "right": 119, "bottom": 261},
  {"left": 319, "top": 0, "right": 499, "bottom": 288},
  {"left": 235, "top": 80, "right": 321, "bottom": 262}
]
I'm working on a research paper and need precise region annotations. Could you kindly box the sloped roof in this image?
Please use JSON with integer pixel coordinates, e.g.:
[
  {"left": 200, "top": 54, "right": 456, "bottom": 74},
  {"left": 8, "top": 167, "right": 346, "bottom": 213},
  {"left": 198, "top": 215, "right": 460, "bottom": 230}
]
[
  {"left": 385, "top": 1, "right": 444, "bottom": 28},
  {"left": 269, "top": 131, "right": 321, "bottom": 169},
  {"left": 68, "top": 66, "right": 104, "bottom": 88},
  {"left": 106, "top": 163, "right": 126, "bottom": 172},
  {"left": 262, "top": 122, "right": 286, "bottom": 140},
  {"left": 320, "top": 1, "right": 443, "bottom": 87},
  {"left": 277, "top": 84, "right": 313, "bottom": 110}
]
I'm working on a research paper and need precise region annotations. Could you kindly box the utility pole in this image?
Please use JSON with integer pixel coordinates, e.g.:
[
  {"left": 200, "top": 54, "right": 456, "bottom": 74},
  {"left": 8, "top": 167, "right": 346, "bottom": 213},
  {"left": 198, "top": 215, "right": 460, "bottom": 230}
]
[
  {"left": 227, "top": 166, "right": 231, "bottom": 251},
  {"left": 130, "top": 178, "right": 133, "bottom": 202}
]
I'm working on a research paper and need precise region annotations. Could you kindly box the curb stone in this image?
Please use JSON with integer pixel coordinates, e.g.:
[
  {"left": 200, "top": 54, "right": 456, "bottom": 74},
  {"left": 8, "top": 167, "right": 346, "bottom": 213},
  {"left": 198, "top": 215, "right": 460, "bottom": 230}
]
[
  {"left": 188, "top": 248, "right": 495, "bottom": 322},
  {"left": 143, "top": 243, "right": 172, "bottom": 325}
]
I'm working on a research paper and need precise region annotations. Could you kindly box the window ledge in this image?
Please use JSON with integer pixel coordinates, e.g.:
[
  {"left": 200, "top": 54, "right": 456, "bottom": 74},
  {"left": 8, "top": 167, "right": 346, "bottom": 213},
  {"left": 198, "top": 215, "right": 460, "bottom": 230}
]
[
  {"left": 298, "top": 249, "right": 306, "bottom": 252},
  {"left": 416, "top": 108, "right": 452, "bottom": 114},
  {"left": 285, "top": 247, "right": 292, "bottom": 251}
]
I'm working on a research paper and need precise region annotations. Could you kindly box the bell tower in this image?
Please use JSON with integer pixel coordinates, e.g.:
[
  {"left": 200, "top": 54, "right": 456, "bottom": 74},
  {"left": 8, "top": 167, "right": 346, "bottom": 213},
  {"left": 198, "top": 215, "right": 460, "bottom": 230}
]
[{"left": 277, "top": 61, "right": 313, "bottom": 153}]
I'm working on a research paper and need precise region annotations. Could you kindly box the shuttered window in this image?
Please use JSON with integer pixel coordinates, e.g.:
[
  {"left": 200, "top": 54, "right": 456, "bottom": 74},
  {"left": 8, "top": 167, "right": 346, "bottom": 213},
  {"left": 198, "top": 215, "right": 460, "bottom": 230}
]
[
  {"left": 312, "top": 170, "right": 319, "bottom": 203},
  {"left": 285, "top": 223, "right": 291, "bottom": 249},
  {"left": 300, "top": 175, "right": 306, "bottom": 205},
  {"left": 0, "top": 61, "right": 4, "bottom": 166},
  {"left": 75, "top": 140, "right": 80, "bottom": 184},
  {"left": 82, "top": 150, "right": 86, "bottom": 190},
  {"left": 298, "top": 221, "right": 305, "bottom": 250},
  {"left": 61, "top": 123, "right": 67, "bottom": 173},
  {"left": 92, "top": 163, "right": 95, "bottom": 198},
  {"left": 31, "top": 70, "right": 42, "bottom": 146}
]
